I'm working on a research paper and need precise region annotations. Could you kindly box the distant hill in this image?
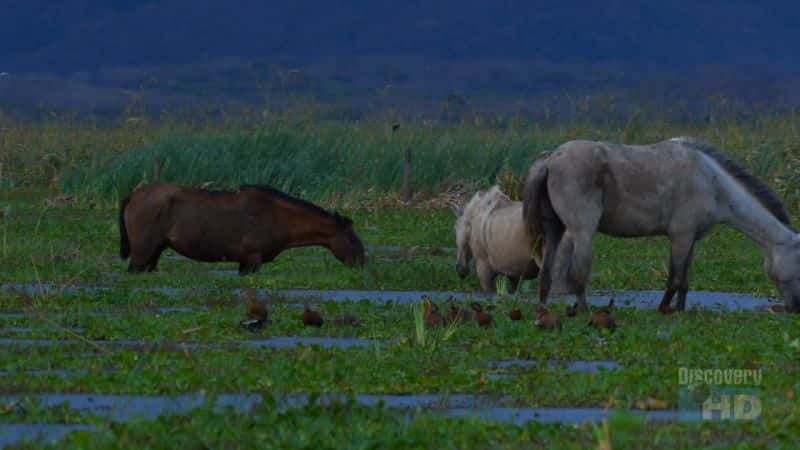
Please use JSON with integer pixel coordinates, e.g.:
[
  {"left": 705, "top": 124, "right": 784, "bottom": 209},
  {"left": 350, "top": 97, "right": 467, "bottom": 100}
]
[{"left": 1, "top": 1, "right": 798, "bottom": 119}]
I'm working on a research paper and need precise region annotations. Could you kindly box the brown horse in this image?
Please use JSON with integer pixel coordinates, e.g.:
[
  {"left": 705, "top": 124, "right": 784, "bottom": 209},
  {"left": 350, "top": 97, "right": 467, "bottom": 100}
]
[{"left": 119, "top": 182, "right": 366, "bottom": 274}]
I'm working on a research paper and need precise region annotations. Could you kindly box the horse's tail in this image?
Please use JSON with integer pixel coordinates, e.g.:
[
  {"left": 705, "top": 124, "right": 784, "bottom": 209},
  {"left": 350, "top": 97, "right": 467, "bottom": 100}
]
[
  {"left": 119, "top": 195, "right": 131, "bottom": 260},
  {"left": 522, "top": 158, "right": 551, "bottom": 255}
]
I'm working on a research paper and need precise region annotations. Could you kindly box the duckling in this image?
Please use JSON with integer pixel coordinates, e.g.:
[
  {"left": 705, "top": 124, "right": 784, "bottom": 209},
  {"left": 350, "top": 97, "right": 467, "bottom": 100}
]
[
  {"left": 471, "top": 302, "right": 494, "bottom": 327},
  {"left": 423, "top": 297, "right": 445, "bottom": 328},
  {"left": 509, "top": 308, "right": 523, "bottom": 321},
  {"left": 534, "top": 305, "right": 562, "bottom": 330},
  {"left": 302, "top": 303, "right": 324, "bottom": 327},
  {"left": 239, "top": 300, "right": 268, "bottom": 330},
  {"left": 588, "top": 299, "right": 617, "bottom": 331},
  {"left": 565, "top": 303, "right": 579, "bottom": 317},
  {"left": 332, "top": 314, "right": 361, "bottom": 327},
  {"left": 446, "top": 297, "right": 472, "bottom": 324}
]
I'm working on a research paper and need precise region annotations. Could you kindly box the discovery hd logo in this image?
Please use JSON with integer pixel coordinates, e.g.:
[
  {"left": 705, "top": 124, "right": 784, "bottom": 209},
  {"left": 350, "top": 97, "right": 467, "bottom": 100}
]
[{"left": 678, "top": 367, "right": 763, "bottom": 421}]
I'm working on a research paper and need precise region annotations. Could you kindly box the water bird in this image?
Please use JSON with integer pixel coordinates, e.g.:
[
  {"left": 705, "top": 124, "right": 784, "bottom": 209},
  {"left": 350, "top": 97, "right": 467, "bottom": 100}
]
[
  {"left": 471, "top": 302, "right": 494, "bottom": 327},
  {"left": 239, "top": 300, "right": 268, "bottom": 330},
  {"left": 332, "top": 314, "right": 361, "bottom": 327},
  {"left": 565, "top": 303, "right": 579, "bottom": 317},
  {"left": 302, "top": 304, "right": 324, "bottom": 327},
  {"left": 423, "top": 296, "right": 444, "bottom": 328},
  {"left": 445, "top": 296, "right": 471, "bottom": 324},
  {"left": 588, "top": 299, "right": 617, "bottom": 331},
  {"left": 534, "top": 305, "right": 562, "bottom": 330}
]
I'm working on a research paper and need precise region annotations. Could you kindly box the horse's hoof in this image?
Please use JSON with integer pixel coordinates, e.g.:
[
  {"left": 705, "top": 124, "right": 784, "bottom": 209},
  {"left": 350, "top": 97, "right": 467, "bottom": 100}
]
[{"left": 658, "top": 305, "right": 676, "bottom": 315}]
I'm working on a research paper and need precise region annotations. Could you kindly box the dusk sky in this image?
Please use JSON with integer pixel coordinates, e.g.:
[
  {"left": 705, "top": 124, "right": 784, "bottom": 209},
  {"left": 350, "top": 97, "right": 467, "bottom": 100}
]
[
  {"left": 3, "top": 1, "right": 799, "bottom": 71},
  {"left": 1, "top": 1, "right": 798, "bottom": 117}
]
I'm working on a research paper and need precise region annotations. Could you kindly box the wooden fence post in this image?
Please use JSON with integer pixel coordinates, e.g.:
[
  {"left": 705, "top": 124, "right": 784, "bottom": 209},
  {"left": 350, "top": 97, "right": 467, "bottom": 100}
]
[{"left": 402, "top": 147, "right": 412, "bottom": 203}]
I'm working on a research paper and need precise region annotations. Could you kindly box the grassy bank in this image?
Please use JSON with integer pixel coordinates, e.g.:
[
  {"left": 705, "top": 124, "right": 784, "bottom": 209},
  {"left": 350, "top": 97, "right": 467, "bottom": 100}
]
[
  {"left": 0, "top": 194, "right": 777, "bottom": 296},
  {"left": 2, "top": 190, "right": 799, "bottom": 448},
  {"left": 3, "top": 116, "right": 800, "bottom": 448},
  {"left": 1, "top": 113, "right": 799, "bottom": 208}
]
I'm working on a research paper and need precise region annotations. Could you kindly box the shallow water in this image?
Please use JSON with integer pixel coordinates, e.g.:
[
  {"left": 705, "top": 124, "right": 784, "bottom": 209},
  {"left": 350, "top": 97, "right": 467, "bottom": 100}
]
[
  {"left": 0, "top": 326, "right": 85, "bottom": 334},
  {"left": 0, "top": 369, "right": 87, "bottom": 378},
  {"left": 2, "top": 281, "right": 777, "bottom": 311},
  {"left": 0, "top": 335, "right": 376, "bottom": 350},
  {"left": 0, "top": 392, "right": 698, "bottom": 426},
  {"left": 245, "top": 336, "right": 375, "bottom": 349},
  {"left": 0, "top": 424, "right": 99, "bottom": 448},
  {"left": 0, "top": 306, "right": 203, "bottom": 320},
  {"left": 486, "top": 360, "right": 622, "bottom": 380},
  {"left": 445, "top": 407, "right": 700, "bottom": 425},
  {"left": 492, "top": 359, "right": 623, "bottom": 372}
]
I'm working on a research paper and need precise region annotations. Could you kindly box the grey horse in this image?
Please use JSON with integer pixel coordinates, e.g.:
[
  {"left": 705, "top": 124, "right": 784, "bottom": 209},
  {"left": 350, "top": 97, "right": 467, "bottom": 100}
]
[{"left": 523, "top": 137, "right": 799, "bottom": 313}]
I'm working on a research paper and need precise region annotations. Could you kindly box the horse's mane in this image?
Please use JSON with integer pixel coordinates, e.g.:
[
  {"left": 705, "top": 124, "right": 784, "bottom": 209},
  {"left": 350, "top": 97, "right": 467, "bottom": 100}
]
[
  {"left": 672, "top": 137, "right": 795, "bottom": 231},
  {"left": 483, "top": 185, "right": 513, "bottom": 212},
  {"left": 240, "top": 184, "right": 352, "bottom": 225},
  {"left": 462, "top": 186, "right": 511, "bottom": 220}
]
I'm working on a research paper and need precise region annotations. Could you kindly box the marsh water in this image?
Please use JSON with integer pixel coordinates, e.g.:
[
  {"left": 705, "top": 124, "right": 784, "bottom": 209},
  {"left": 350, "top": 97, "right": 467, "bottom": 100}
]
[
  {"left": 1, "top": 282, "right": 777, "bottom": 311},
  {"left": 0, "top": 392, "right": 700, "bottom": 447},
  {"left": 0, "top": 336, "right": 376, "bottom": 350},
  {"left": 0, "top": 279, "right": 767, "bottom": 447}
]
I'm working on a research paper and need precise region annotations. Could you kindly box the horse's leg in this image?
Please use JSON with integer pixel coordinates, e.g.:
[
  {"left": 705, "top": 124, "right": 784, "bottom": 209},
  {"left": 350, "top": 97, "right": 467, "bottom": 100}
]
[
  {"left": 144, "top": 243, "right": 168, "bottom": 272},
  {"left": 238, "top": 253, "right": 262, "bottom": 276},
  {"left": 476, "top": 261, "right": 497, "bottom": 294},
  {"left": 507, "top": 275, "right": 520, "bottom": 294},
  {"left": 128, "top": 240, "right": 164, "bottom": 273},
  {"left": 658, "top": 235, "right": 695, "bottom": 313},
  {"left": 550, "top": 217, "right": 600, "bottom": 313},
  {"left": 675, "top": 241, "right": 697, "bottom": 311},
  {"left": 538, "top": 220, "right": 564, "bottom": 306},
  {"left": 559, "top": 229, "right": 595, "bottom": 312}
]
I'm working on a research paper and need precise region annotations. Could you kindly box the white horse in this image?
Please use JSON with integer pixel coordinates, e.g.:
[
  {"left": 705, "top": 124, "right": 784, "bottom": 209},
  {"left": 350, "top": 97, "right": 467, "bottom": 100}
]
[
  {"left": 523, "top": 136, "right": 799, "bottom": 313},
  {"left": 453, "top": 186, "right": 541, "bottom": 294}
]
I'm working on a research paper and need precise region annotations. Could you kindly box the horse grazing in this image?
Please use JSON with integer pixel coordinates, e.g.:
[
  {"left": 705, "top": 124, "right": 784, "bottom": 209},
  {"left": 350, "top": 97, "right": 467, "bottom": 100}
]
[
  {"left": 523, "top": 137, "right": 800, "bottom": 313},
  {"left": 453, "top": 185, "right": 541, "bottom": 294},
  {"left": 119, "top": 182, "right": 366, "bottom": 274}
]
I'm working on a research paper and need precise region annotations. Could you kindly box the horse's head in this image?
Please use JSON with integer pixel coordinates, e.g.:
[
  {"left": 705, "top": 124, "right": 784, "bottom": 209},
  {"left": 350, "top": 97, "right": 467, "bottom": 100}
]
[
  {"left": 765, "top": 235, "right": 800, "bottom": 312},
  {"left": 329, "top": 212, "right": 366, "bottom": 267}
]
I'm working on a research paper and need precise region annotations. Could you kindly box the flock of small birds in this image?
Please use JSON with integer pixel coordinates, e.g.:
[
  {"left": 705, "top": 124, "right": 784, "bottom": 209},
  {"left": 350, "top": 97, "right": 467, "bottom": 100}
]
[
  {"left": 238, "top": 295, "right": 617, "bottom": 332},
  {"left": 422, "top": 295, "right": 617, "bottom": 332},
  {"left": 238, "top": 300, "right": 361, "bottom": 331}
]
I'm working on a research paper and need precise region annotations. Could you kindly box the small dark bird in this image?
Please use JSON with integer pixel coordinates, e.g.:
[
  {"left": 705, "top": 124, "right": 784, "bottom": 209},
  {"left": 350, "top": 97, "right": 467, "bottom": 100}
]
[
  {"left": 332, "top": 314, "right": 361, "bottom": 327},
  {"left": 509, "top": 308, "right": 523, "bottom": 321},
  {"left": 423, "top": 297, "right": 444, "bottom": 328},
  {"left": 535, "top": 305, "right": 562, "bottom": 330},
  {"left": 239, "top": 300, "right": 268, "bottom": 330},
  {"left": 601, "top": 298, "right": 614, "bottom": 313},
  {"left": 445, "top": 297, "right": 472, "bottom": 324},
  {"left": 471, "top": 302, "right": 493, "bottom": 327},
  {"left": 302, "top": 303, "right": 324, "bottom": 327},
  {"left": 588, "top": 299, "right": 617, "bottom": 331},
  {"left": 565, "top": 303, "right": 579, "bottom": 317}
]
